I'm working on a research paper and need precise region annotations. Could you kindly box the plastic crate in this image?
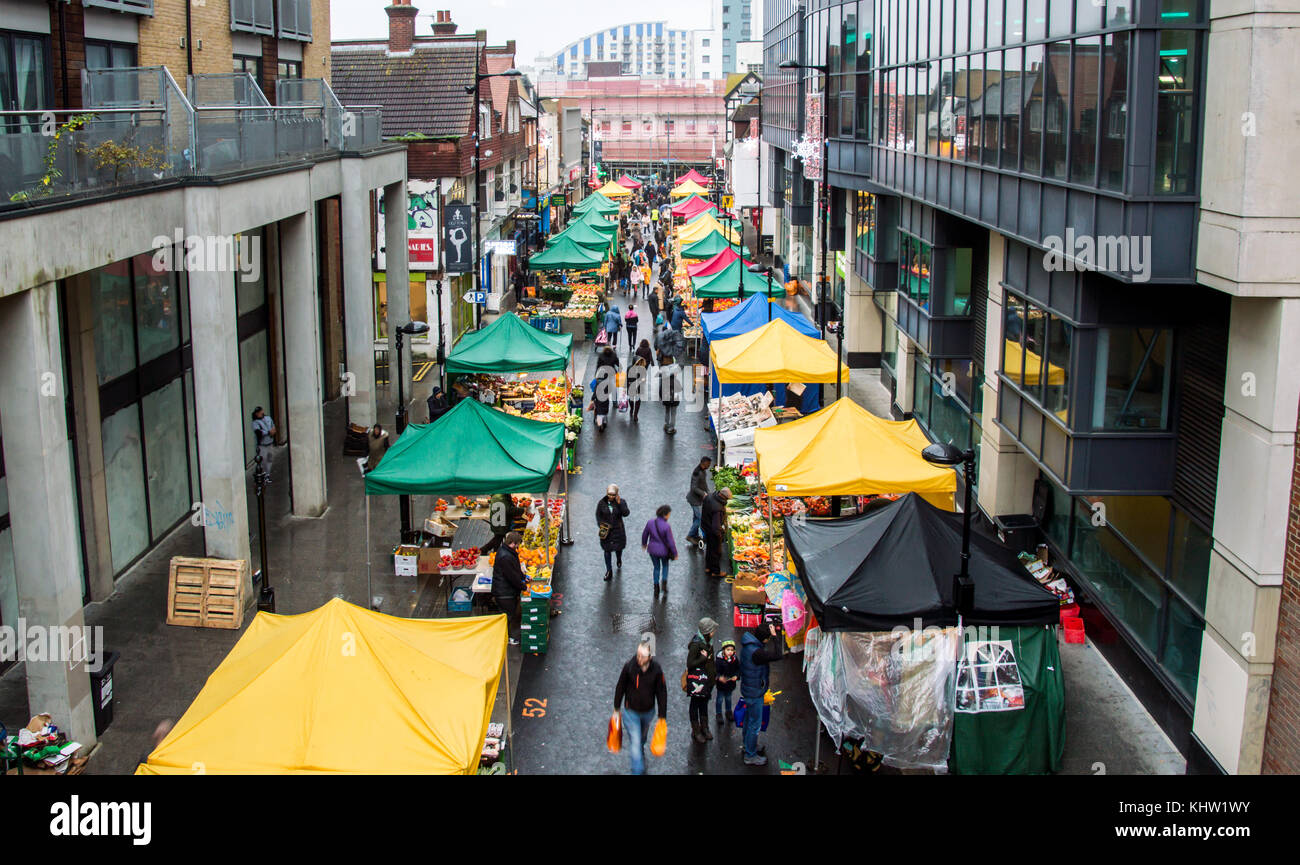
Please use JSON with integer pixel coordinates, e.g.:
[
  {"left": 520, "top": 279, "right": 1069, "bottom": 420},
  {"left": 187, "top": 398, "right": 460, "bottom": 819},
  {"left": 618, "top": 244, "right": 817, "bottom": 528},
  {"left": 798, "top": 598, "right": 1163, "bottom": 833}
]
[
  {"left": 448, "top": 586, "right": 473, "bottom": 612},
  {"left": 1062, "top": 617, "right": 1086, "bottom": 644}
]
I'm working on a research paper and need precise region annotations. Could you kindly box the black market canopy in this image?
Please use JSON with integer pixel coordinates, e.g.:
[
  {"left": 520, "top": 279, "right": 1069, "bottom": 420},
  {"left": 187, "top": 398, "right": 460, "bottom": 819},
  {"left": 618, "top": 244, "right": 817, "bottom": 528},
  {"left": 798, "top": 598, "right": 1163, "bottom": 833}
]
[
  {"left": 443, "top": 312, "right": 573, "bottom": 374},
  {"left": 363, "top": 398, "right": 564, "bottom": 496},
  {"left": 785, "top": 493, "right": 1061, "bottom": 631}
]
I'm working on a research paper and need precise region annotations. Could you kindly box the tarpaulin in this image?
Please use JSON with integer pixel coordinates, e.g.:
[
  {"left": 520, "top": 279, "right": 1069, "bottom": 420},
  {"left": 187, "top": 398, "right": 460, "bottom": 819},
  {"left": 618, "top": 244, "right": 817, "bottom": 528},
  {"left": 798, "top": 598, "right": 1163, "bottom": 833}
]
[
  {"left": 444, "top": 312, "right": 573, "bottom": 374},
  {"left": 528, "top": 234, "right": 606, "bottom": 270}
]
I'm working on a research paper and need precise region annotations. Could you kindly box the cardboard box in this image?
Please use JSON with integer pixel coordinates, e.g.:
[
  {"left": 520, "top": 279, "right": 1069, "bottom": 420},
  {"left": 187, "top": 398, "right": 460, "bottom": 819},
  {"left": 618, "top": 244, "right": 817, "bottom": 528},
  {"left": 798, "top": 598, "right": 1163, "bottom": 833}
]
[{"left": 417, "top": 548, "right": 441, "bottom": 575}]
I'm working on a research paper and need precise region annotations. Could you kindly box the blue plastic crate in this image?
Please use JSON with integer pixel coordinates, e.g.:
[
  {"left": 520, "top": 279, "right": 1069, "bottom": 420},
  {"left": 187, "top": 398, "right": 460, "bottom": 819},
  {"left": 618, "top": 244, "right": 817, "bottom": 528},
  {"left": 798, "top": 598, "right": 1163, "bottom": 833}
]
[{"left": 448, "top": 586, "right": 473, "bottom": 612}]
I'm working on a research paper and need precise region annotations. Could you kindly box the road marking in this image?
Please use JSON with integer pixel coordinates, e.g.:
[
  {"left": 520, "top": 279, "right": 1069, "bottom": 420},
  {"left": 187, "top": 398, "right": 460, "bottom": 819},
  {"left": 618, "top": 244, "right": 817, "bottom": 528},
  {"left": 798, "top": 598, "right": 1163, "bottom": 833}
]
[
  {"left": 522, "top": 697, "right": 548, "bottom": 718},
  {"left": 412, "top": 361, "right": 435, "bottom": 383}
]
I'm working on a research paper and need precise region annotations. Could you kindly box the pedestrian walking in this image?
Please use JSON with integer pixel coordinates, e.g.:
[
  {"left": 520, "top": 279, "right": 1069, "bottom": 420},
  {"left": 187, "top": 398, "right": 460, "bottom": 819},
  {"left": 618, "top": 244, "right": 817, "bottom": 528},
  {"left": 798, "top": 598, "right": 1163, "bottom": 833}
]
[
  {"left": 491, "top": 530, "right": 527, "bottom": 646},
  {"left": 714, "top": 639, "right": 740, "bottom": 725},
  {"left": 659, "top": 358, "right": 682, "bottom": 435},
  {"left": 685, "top": 455, "right": 712, "bottom": 548},
  {"left": 613, "top": 251, "right": 628, "bottom": 293},
  {"left": 603, "top": 304, "right": 623, "bottom": 348},
  {"left": 363, "top": 423, "right": 389, "bottom": 473},
  {"left": 596, "top": 483, "right": 630, "bottom": 581},
  {"left": 701, "top": 487, "right": 732, "bottom": 577},
  {"left": 251, "top": 406, "right": 277, "bottom": 481},
  {"left": 686, "top": 618, "right": 718, "bottom": 743},
  {"left": 647, "top": 288, "right": 661, "bottom": 327},
  {"left": 641, "top": 504, "right": 678, "bottom": 594},
  {"left": 739, "top": 623, "right": 783, "bottom": 766},
  {"left": 613, "top": 639, "right": 668, "bottom": 775},
  {"left": 628, "top": 342, "right": 652, "bottom": 423},
  {"left": 624, "top": 306, "right": 639, "bottom": 352},
  {"left": 590, "top": 347, "right": 620, "bottom": 433}
]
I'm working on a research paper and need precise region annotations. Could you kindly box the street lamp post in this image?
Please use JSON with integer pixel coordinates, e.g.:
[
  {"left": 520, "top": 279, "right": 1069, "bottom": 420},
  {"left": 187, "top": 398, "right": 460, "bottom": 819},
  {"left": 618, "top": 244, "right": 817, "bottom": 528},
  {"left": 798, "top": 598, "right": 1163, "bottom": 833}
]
[
  {"left": 748, "top": 263, "right": 773, "bottom": 321},
  {"left": 254, "top": 452, "right": 274, "bottom": 613},
  {"left": 921, "top": 443, "right": 977, "bottom": 612},
  {"left": 395, "top": 319, "right": 430, "bottom": 537},
  {"left": 467, "top": 63, "right": 523, "bottom": 332}
]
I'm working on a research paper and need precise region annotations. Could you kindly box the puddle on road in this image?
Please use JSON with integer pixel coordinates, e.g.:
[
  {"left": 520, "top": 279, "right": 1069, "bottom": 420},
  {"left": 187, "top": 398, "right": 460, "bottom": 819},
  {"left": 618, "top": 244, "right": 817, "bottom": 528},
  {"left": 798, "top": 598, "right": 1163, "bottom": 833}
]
[{"left": 611, "top": 612, "right": 660, "bottom": 635}]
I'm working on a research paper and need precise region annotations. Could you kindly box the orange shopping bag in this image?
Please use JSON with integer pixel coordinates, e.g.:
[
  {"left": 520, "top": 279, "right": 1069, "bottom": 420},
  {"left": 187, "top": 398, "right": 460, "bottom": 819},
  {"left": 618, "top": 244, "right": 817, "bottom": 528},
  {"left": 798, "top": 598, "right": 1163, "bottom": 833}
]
[
  {"left": 606, "top": 712, "right": 622, "bottom": 753},
  {"left": 649, "top": 718, "right": 667, "bottom": 757}
]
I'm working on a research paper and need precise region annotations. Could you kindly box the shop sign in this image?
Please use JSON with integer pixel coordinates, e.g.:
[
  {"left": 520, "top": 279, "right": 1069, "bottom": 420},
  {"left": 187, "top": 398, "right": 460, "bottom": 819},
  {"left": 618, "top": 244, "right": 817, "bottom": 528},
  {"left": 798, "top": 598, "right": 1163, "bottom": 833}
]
[
  {"left": 377, "top": 180, "right": 440, "bottom": 270},
  {"left": 486, "top": 240, "right": 517, "bottom": 256},
  {"left": 443, "top": 204, "right": 474, "bottom": 275}
]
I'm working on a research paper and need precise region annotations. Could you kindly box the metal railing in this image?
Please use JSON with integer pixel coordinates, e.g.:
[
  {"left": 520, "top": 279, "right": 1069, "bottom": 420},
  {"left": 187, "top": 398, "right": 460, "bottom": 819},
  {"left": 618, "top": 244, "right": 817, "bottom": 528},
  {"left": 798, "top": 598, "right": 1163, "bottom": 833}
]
[{"left": 1, "top": 68, "right": 386, "bottom": 212}]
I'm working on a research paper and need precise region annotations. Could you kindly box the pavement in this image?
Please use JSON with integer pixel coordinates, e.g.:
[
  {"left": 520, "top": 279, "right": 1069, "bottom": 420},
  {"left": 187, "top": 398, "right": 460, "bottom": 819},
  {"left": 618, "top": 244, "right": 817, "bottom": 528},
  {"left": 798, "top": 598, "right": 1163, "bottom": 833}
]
[{"left": 0, "top": 282, "right": 1185, "bottom": 776}]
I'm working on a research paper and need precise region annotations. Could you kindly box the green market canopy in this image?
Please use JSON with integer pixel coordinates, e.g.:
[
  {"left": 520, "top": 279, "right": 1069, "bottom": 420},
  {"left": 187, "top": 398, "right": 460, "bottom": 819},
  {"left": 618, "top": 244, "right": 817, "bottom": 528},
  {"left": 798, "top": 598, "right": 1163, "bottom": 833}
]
[
  {"left": 548, "top": 221, "right": 614, "bottom": 251},
  {"left": 364, "top": 398, "right": 563, "bottom": 496},
  {"left": 572, "top": 193, "right": 619, "bottom": 214},
  {"left": 528, "top": 234, "right": 606, "bottom": 271},
  {"left": 572, "top": 209, "right": 619, "bottom": 234},
  {"left": 443, "top": 312, "right": 573, "bottom": 375},
  {"left": 691, "top": 260, "right": 771, "bottom": 297},
  {"left": 681, "top": 231, "right": 744, "bottom": 260}
]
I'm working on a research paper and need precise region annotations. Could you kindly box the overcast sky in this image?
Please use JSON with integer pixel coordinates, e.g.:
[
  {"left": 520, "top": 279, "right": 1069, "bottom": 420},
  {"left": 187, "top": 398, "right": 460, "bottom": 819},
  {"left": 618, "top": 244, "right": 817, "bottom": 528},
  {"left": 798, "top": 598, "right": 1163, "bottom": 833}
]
[{"left": 330, "top": 0, "right": 713, "bottom": 65}]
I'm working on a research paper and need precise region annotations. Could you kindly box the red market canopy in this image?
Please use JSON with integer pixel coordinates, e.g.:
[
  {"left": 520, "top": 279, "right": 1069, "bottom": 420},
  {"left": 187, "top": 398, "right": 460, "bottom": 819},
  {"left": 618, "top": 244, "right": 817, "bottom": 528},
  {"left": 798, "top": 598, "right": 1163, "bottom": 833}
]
[
  {"left": 673, "top": 195, "right": 718, "bottom": 220},
  {"left": 675, "top": 169, "right": 713, "bottom": 186},
  {"left": 687, "top": 247, "right": 755, "bottom": 277},
  {"left": 616, "top": 175, "right": 642, "bottom": 189}
]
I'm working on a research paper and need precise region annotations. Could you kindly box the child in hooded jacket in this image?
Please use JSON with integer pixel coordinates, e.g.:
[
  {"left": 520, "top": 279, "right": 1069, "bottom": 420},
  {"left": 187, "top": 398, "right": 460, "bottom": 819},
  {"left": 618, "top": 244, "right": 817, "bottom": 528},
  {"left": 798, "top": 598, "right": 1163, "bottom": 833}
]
[{"left": 714, "top": 639, "right": 741, "bottom": 724}]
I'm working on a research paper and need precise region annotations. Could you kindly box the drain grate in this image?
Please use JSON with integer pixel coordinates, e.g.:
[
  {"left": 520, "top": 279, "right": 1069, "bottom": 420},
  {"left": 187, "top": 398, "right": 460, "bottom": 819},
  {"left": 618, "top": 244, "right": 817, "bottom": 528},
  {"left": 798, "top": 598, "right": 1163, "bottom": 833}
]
[{"left": 611, "top": 612, "right": 660, "bottom": 635}]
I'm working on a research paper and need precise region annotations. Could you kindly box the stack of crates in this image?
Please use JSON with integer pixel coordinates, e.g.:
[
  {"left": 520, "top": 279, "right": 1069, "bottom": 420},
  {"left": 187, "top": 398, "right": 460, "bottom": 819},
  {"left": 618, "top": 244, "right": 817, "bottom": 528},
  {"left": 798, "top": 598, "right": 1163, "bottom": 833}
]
[{"left": 520, "top": 596, "right": 550, "bottom": 654}]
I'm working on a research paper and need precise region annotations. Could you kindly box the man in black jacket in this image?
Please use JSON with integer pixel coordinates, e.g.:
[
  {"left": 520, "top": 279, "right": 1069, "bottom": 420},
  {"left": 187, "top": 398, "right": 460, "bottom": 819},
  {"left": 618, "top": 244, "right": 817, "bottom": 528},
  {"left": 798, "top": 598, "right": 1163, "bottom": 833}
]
[
  {"left": 685, "top": 456, "right": 712, "bottom": 547},
  {"left": 700, "top": 487, "right": 732, "bottom": 577},
  {"left": 613, "top": 640, "right": 668, "bottom": 774},
  {"left": 491, "top": 531, "right": 527, "bottom": 645}
]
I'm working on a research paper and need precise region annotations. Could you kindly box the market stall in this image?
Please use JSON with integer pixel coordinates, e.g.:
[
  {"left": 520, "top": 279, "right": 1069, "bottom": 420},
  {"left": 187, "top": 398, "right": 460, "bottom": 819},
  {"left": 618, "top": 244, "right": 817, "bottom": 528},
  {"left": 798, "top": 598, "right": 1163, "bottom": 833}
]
[
  {"left": 680, "top": 231, "right": 742, "bottom": 260},
  {"left": 615, "top": 174, "right": 642, "bottom": 189},
  {"left": 595, "top": 180, "right": 634, "bottom": 198},
  {"left": 364, "top": 398, "right": 566, "bottom": 643},
  {"left": 670, "top": 178, "right": 711, "bottom": 198},
  {"left": 691, "top": 260, "right": 772, "bottom": 298},
  {"left": 686, "top": 247, "right": 754, "bottom": 278},
  {"left": 443, "top": 311, "right": 574, "bottom": 377},
  {"left": 547, "top": 220, "right": 617, "bottom": 253},
  {"left": 678, "top": 214, "right": 741, "bottom": 246},
  {"left": 700, "top": 293, "right": 821, "bottom": 413},
  {"left": 784, "top": 493, "right": 1064, "bottom": 773},
  {"left": 572, "top": 192, "right": 620, "bottom": 215},
  {"left": 708, "top": 318, "right": 848, "bottom": 464},
  {"left": 674, "top": 168, "right": 713, "bottom": 186},
  {"left": 672, "top": 194, "right": 718, "bottom": 220},
  {"left": 136, "top": 598, "right": 509, "bottom": 774},
  {"left": 528, "top": 234, "right": 607, "bottom": 271}
]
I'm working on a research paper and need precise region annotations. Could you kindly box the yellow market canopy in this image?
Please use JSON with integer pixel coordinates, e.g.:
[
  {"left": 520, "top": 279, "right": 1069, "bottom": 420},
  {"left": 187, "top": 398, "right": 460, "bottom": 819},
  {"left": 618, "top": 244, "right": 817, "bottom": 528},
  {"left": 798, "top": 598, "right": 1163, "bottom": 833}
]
[
  {"left": 678, "top": 214, "right": 740, "bottom": 245},
  {"left": 670, "top": 179, "right": 711, "bottom": 198},
  {"left": 753, "top": 397, "right": 957, "bottom": 509},
  {"left": 710, "top": 318, "right": 849, "bottom": 385},
  {"left": 135, "top": 599, "right": 507, "bottom": 775},
  {"left": 595, "top": 180, "right": 633, "bottom": 198},
  {"left": 1004, "top": 339, "right": 1066, "bottom": 386}
]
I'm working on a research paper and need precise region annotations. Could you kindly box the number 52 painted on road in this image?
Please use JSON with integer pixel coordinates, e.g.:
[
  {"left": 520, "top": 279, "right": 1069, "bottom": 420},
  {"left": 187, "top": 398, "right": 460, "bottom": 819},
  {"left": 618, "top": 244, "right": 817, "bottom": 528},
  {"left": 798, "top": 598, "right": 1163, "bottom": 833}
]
[{"left": 522, "top": 698, "right": 547, "bottom": 718}]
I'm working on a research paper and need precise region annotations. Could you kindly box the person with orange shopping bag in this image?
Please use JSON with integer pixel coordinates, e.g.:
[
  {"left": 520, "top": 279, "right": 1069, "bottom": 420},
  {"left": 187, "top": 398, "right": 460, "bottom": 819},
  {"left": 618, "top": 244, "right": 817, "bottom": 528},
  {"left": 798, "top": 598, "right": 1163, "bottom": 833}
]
[{"left": 612, "top": 638, "right": 668, "bottom": 774}]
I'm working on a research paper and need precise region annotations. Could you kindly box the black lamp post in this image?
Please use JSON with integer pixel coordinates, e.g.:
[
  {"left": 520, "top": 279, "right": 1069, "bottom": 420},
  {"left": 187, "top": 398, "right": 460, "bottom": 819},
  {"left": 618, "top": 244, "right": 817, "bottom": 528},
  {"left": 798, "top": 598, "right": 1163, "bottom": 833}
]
[
  {"left": 748, "top": 263, "right": 773, "bottom": 321},
  {"left": 778, "top": 58, "right": 831, "bottom": 403},
  {"left": 466, "top": 64, "right": 523, "bottom": 332},
  {"left": 254, "top": 452, "right": 274, "bottom": 613},
  {"left": 395, "top": 319, "right": 430, "bottom": 537},
  {"left": 921, "top": 442, "right": 977, "bottom": 613}
]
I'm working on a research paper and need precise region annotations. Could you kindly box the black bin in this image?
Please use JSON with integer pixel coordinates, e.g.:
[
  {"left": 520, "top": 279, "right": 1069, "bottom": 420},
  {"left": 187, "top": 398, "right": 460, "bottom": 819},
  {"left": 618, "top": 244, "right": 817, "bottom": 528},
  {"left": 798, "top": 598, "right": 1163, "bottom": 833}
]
[
  {"left": 89, "top": 651, "right": 120, "bottom": 737},
  {"left": 995, "top": 514, "right": 1040, "bottom": 553}
]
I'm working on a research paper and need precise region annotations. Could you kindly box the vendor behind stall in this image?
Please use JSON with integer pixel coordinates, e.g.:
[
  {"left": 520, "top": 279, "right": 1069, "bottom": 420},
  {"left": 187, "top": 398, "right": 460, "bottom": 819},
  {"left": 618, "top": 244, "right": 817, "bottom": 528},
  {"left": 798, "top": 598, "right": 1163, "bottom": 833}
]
[{"left": 482, "top": 492, "right": 527, "bottom": 554}]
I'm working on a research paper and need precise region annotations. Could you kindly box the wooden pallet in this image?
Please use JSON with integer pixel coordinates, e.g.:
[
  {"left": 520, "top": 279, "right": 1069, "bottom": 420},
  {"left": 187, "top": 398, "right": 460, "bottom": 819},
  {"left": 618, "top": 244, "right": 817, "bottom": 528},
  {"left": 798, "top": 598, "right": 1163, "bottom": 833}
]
[{"left": 166, "top": 557, "right": 248, "bottom": 630}]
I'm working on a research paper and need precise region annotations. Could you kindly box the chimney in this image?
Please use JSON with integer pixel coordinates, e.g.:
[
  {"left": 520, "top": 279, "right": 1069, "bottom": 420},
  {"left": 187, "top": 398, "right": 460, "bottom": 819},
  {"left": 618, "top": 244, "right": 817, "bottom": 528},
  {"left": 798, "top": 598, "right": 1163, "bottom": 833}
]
[
  {"left": 432, "top": 10, "right": 458, "bottom": 36},
  {"left": 386, "top": 0, "right": 418, "bottom": 53}
]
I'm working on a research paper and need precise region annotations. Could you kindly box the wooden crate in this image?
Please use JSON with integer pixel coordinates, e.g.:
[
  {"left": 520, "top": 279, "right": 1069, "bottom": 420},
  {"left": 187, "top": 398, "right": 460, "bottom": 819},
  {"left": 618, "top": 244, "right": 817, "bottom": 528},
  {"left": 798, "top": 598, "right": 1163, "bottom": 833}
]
[{"left": 167, "top": 557, "right": 249, "bottom": 630}]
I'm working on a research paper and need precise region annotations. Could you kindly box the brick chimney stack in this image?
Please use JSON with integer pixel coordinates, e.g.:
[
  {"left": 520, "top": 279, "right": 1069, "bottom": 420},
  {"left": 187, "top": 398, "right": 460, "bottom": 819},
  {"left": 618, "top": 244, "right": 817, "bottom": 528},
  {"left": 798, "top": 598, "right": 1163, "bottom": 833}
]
[
  {"left": 432, "top": 10, "right": 458, "bottom": 36},
  {"left": 386, "top": 0, "right": 418, "bottom": 53}
]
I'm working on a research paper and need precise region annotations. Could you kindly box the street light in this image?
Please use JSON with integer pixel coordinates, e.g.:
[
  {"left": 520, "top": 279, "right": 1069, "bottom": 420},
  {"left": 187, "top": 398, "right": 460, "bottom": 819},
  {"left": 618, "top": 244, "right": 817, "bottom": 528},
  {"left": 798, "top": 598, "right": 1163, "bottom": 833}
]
[
  {"left": 778, "top": 58, "right": 834, "bottom": 403},
  {"left": 748, "top": 263, "right": 773, "bottom": 321},
  {"left": 395, "top": 319, "right": 431, "bottom": 537},
  {"left": 921, "top": 442, "right": 977, "bottom": 614},
  {"left": 466, "top": 64, "right": 523, "bottom": 331}
]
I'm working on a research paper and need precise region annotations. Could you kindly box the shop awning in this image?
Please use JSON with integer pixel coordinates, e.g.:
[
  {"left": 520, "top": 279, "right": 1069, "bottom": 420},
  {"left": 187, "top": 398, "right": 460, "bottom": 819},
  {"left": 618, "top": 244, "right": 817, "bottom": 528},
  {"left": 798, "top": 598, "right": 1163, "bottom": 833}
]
[
  {"left": 547, "top": 220, "right": 615, "bottom": 251},
  {"left": 710, "top": 318, "right": 848, "bottom": 384},
  {"left": 595, "top": 180, "right": 633, "bottom": 198},
  {"left": 700, "top": 292, "right": 816, "bottom": 341},
  {"left": 615, "top": 174, "right": 642, "bottom": 188},
  {"left": 692, "top": 260, "right": 774, "bottom": 298},
  {"left": 443, "top": 311, "right": 573, "bottom": 375},
  {"left": 678, "top": 215, "right": 740, "bottom": 245},
  {"left": 1004, "top": 339, "right": 1066, "bottom": 386},
  {"left": 135, "top": 598, "right": 506, "bottom": 774},
  {"left": 680, "top": 232, "right": 739, "bottom": 260},
  {"left": 752, "top": 396, "right": 957, "bottom": 507},
  {"left": 670, "top": 179, "right": 711, "bottom": 198},
  {"left": 674, "top": 169, "right": 713, "bottom": 186},
  {"left": 686, "top": 246, "right": 755, "bottom": 277},
  {"left": 364, "top": 397, "right": 564, "bottom": 496},
  {"left": 572, "top": 193, "right": 619, "bottom": 214},
  {"left": 671, "top": 193, "right": 714, "bottom": 217},
  {"left": 673, "top": 195, "right": 717, "bottom": 220},
  {"left": 785, "top": 493, "right": 1061, "bottom": 631},
  {"left": 528, "top": 234, "right": 607, "bottom": 270}
]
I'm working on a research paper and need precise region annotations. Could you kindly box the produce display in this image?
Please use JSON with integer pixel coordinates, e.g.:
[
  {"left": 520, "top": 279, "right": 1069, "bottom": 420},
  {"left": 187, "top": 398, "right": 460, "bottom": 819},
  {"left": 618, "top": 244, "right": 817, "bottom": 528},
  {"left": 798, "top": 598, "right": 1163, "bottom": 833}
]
[
  {"left": 461, "top": 374, "right": 571, "bottom": 423},
  {"left": 441, "top": 546, "right": 481, "bottom": 570},
  {"left": 712, "top": 465, "right": 753, "bottom": 498}
]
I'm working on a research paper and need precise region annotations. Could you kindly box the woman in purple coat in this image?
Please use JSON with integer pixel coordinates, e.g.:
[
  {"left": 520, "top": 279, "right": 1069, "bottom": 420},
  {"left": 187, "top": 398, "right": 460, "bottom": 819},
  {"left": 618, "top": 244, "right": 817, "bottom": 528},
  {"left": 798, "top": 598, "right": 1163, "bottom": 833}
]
[{"left": 641, "top": 504, "right": 679, "bottom": 596}]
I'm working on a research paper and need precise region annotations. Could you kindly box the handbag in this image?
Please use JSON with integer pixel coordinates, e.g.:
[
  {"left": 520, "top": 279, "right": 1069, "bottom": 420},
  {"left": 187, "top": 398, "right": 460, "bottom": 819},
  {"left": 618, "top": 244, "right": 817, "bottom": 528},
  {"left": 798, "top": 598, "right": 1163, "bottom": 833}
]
[
  {"left": 598, "top": 523, "right": 611, "bottom": 540},
  {"left": 733, "top": 699, "right": 772, "bottom": 732}
]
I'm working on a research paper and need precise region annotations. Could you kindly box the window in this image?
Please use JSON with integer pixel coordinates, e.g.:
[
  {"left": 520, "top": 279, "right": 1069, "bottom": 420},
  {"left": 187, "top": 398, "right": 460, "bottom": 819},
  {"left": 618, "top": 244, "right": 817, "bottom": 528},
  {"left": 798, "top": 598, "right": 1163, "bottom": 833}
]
[
  {"left": 1093, "top": 327, "right": 1172, "bottom": 430},
  {"left": 277, "top": 0, "right": 313, "bottom": 41},
  {"left": 1002, "top": 292, "right": 1072, "bottom": 423},
  {"left": 899, "top": 231, "right": 931, "bottom": 309},
  {"left": 277, "top": 60, "right": 303, "bottom": 79},
  {"left": 855, "top": 192, "right": 877, "bottom": 257},
  {"left": 233, "top": 54, "right": 263, "bottom": 83},
  {"left": 1155, "top": 30, "right": 1198, "bottom": 194},
  {"left": 230, "top": 0, "right": 275, "bottom": 37},
  {"left": 85, "top": 41, "right": 137, "bottom": 72},
  {"left": 621, "top": 120, "right": 632, "bottom": 134},
  {"left": 703, "top": 39, "right": 711, "bottom": 47},
  {"left": 0, "top": 30, "right": 52, "bottom": 125}
]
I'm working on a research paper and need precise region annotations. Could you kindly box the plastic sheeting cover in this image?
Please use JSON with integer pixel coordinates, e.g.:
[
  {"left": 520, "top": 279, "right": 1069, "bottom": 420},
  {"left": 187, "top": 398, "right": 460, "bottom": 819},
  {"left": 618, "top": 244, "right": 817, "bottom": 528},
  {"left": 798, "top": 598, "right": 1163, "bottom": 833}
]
[{"left": 806, "top": 627, "right": 961, "bottom": 771}]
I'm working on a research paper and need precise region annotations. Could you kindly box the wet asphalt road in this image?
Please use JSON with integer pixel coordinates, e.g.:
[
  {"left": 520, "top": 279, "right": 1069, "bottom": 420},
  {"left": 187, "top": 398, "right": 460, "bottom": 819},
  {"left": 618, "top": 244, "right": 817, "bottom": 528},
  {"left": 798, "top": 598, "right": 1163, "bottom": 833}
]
[{"left": 510, "top": 285, "right": 823, "bottom": 775}]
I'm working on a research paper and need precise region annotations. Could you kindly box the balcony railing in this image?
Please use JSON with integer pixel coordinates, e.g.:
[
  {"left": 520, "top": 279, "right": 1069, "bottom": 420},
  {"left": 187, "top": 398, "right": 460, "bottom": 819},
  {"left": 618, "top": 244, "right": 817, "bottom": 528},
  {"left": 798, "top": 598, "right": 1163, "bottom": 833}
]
[{"left": 1, "top": 67, "right": 386, "bottom": 213}]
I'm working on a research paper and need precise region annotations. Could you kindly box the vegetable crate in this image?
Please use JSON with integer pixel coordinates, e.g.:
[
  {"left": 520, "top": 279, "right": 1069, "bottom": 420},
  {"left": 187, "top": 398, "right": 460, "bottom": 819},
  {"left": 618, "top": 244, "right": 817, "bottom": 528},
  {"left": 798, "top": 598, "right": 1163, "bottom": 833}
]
[{"left": 166, "top": 556, "right": 249, "bottom": 630}]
